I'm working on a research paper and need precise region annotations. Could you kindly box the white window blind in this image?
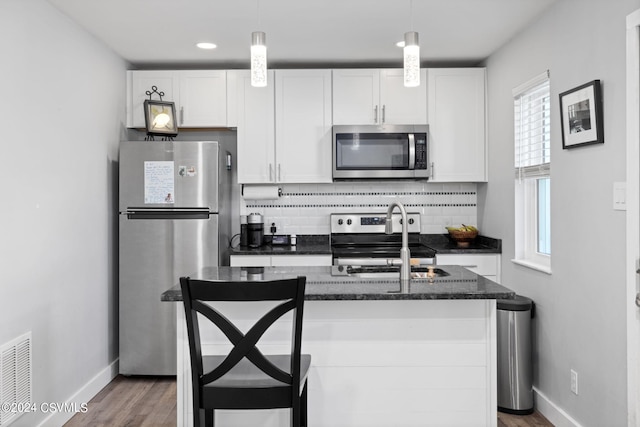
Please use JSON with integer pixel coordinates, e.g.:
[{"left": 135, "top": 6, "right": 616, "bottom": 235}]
[{"left": 514, "top": 71, "right": 551, "bottom": 179}]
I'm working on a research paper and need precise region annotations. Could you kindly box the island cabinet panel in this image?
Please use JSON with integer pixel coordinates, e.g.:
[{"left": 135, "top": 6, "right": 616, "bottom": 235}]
[
  {"left": 176, "top": 299, "right": 498, "bottom": 427},
  {"left": 126, "top": 70, "right": 227, "bottom": 128},
  {"left": 332, "top": 68, "right": 427, "bottom": 125},
  {"left": 427, "top": 68, "right": 487, "bottom": 182}
]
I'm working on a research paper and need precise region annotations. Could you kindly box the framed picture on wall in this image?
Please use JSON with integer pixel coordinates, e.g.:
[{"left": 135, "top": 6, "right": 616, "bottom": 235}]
[
  {"left": 559, "top": 80, "right": 603, "bottom": 149},
  {"left": 143, "top": 99, "right": 178, "bottom": 137}
]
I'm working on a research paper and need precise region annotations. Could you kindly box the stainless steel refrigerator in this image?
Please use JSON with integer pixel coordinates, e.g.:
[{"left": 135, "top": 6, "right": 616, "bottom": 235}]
[{"left": 118, "top": 140, "right": 234, "bottom": 375}]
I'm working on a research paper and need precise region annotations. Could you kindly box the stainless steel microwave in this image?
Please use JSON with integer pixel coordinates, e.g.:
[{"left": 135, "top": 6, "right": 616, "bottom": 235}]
[{"left": 332, "top": 124, "right": 429, "bottom": 180}]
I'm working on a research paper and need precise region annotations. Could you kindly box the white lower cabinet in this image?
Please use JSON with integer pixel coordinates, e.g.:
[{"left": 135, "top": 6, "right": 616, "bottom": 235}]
[
  {"left": 436, "top": 253, "right": 501, "bottom": 283},
  {"left": 229, "top": 254, "right": 332, "bottom": 267}
]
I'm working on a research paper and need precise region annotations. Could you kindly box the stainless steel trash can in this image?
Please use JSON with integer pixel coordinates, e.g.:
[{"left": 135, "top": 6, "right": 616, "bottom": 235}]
[{"left": 497, "top": 295, "right": 534, "bottom": 414}]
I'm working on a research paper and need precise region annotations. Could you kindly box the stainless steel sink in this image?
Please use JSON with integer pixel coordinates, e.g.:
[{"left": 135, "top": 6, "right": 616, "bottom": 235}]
[{"left": 332, "top": 265, "right": 450, "bottom": 279}]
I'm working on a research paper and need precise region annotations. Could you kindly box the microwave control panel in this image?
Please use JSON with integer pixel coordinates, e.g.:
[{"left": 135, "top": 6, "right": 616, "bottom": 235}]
[{"left": 415, "top": 134, "right": 428, "bottom": 170}]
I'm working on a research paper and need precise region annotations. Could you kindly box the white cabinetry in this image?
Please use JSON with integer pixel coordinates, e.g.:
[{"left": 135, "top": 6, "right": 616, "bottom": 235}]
[
  {"left": 236, "top": 69, "right": 332, "bottom": 184},
  {"left": 436, "top": 253, "right": 501, "bottom": 283},
  {"left": 235, "top": 70, "right": 276, "bottom": 183},
  {"left": 126, "top": 70, "right": 227, "bottom": 128},
  {"left": 275, "top": 70, "right": 332, "bottom": 183},
  {"left": 229, "top": 255, "right": 332, "bottom": 267},
  {"left": 332, "top": 68, "right": 427, "bottom": 125},
  {"left": 427, "top": 68, "right": 486, "bottom": 182}
]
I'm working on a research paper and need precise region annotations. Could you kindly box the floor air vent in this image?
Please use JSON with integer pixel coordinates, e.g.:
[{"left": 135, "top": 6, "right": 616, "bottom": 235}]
[{"left": 0, "top": 333, "right": 32, "bottom": 427}]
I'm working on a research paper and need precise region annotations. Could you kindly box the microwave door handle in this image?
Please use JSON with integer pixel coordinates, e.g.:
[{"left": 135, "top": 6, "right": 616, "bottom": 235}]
[{"left": 408, "top": 133, "right": 416, "bottom": 169}]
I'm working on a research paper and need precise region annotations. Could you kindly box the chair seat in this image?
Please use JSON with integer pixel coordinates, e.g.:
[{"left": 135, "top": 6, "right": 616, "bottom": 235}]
[
  {"left": 201, "top": 354, "right": 311, "bottom": 411},
  {"left": 203, "top": 354, "right": 311, "bottom": 389}
]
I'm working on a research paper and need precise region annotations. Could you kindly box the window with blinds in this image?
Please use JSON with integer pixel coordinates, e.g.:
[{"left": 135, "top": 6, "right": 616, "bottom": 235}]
[
  {"left": 513, "top": 70, "right": 552, "bottom": 270},
  {"left": 514, "top": 74, "right": 551, "bottom": 179}
]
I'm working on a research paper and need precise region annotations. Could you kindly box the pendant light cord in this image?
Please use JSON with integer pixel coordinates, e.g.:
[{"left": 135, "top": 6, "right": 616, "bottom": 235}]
[{"left": 410, "top": 0, "right": 414, "bottom": 31}]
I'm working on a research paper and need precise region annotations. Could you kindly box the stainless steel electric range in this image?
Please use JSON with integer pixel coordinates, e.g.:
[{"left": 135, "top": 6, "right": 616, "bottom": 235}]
[{"left": 330, "top": 212, "right": 436, "bottom": 268}]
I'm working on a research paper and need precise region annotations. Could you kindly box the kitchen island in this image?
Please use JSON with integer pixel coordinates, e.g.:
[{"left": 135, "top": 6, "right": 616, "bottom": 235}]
[{"left": 162, "top": 265, "right": 514, "bottom": 427}]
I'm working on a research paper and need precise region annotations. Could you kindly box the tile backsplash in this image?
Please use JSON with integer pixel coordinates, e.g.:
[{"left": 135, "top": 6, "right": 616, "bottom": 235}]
[{"left": 241, "top": 182, "right": 477, "bottom": 235}]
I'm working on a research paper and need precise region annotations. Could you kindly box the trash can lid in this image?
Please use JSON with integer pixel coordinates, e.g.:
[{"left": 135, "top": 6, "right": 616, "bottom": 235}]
[{"left": 497, "top": 294, "right": 533, "bottom": 312}]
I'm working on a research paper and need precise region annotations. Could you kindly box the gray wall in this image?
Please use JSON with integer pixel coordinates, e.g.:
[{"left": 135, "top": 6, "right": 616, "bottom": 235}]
[
  {"left": 0, "top": 1, "right": 127, "bottom": 425},
  {"left": 480, "top": 0, "right": 638, "bottom": 424}
]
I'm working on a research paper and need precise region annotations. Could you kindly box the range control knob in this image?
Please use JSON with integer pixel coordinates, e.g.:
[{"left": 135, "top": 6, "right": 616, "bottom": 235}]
[
  {"left": 346, "top": 219, "right": 352, "bottom": 225},
  {"left": 337, "top": 219, "right": 343, "bottom": 225},
  {"left": 409, "top": 218, "right": 415, "bottom": 225}
]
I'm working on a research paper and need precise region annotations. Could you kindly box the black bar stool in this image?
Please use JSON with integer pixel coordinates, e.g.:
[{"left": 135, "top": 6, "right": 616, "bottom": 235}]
[{"left": 180, "top": 276, "right": 310, "bottom": 427}]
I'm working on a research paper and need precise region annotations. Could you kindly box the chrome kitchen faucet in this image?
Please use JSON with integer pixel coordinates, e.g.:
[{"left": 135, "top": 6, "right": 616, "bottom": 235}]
[{"left": 385, "top": 202, "right": 411, "bottom": 283}]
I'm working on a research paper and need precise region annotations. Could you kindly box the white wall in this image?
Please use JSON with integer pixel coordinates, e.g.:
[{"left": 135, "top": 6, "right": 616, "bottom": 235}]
[
  {"left": 479, "top": 0, "right": 638, "bottom": 425},
  {"left": 0, "top": 1, "right": 127, "bottom": 425}
]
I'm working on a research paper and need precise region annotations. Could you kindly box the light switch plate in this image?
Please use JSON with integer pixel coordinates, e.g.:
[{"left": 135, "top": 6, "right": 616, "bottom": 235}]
[{"left": 614, "top": 182, "right": 627, "bottom": 211}]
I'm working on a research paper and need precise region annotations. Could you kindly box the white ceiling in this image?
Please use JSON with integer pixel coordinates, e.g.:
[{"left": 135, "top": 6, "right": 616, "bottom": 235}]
[{"left": 46, "top": 0, "right": 558, "bottom": 68}]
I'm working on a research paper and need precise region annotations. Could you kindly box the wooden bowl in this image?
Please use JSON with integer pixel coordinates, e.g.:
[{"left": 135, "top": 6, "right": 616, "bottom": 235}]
[{"left": 447, "top": 229, "right": 478, "bottom": 247}]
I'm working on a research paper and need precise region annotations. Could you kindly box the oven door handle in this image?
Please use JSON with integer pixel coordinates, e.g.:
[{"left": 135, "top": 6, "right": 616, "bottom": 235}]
[
  {"left": 408, "top": 133, "right": 416, "bottom": 170},
  {"left": 335, "top": 257, "right": 434, "bottom": 266},
  {"left": 335, "top": 258, "right": 393, "bottom": 266}
]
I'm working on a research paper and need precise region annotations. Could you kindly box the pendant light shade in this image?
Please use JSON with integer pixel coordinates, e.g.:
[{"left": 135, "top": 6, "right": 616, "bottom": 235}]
[
  {"left": 251, "top": 31, "right": 267, "bottom": 87},
  {"left": 403, "top": 31, "right": 420, "bottom": 87}
]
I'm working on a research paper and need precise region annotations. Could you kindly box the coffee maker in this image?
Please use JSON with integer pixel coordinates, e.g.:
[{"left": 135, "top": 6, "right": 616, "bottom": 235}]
[{"left": 246, "top": 213, "right": 264, "bottom": 248}]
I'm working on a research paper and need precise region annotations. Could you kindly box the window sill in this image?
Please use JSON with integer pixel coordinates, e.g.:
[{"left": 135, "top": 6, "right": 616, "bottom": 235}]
[{"left": 511, "top": 259, "right": 552, "bottom": 275}]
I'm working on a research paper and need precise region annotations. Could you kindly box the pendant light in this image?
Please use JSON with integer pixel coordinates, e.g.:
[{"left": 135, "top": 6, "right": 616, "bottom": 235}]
[
  {"left": 403, "top": 0, "right": 420, "bottom": 87},
  {"left": 251, "top": 0, "right": 267, "bottom": 87}
]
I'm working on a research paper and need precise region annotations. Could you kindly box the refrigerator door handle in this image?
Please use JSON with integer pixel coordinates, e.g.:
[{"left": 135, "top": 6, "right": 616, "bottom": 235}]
[{"left": 125, "top": 209, "right": 211, "bottom": 220}]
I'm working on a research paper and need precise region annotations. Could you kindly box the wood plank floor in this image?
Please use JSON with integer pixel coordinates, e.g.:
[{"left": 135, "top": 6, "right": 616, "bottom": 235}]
[{"left": 65, "top": 375, "right": 554, "bottom": 427}]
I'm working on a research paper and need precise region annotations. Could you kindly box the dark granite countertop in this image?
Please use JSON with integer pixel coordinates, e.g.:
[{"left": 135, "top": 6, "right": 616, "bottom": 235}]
[
  {"left": 161, "top": 265, "right": 514, "bottom": 302},
  {"left": 230, "top": 235, "right": 331, "bottom": 256},
  {"left": 229, "top": 234, "right": 501, "bottom": 256},
  {"left": 421, "top": 234, "right": 502, "bottom": 254}
]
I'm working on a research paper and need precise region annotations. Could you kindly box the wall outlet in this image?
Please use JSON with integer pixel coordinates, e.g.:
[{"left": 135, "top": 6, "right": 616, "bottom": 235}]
[{"left": 571, "top": 369, "right": 578, "bottom": 395}]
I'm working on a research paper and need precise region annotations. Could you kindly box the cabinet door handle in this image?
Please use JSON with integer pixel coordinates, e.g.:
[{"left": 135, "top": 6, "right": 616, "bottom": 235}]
[
  {"left": 269, "top": 163, "right": 273, "bottom": 181},
  {"left": 430, "top": 162, "right": 434, "bottom": 179},
  {"left": 374, "top": 105, "right": 378, "bottom": 123},
  {"left": 180, "top": 106, "right": 184, "bottom": 125},
  {"left": 382, "top": 105, "right": 386, "bottom": 123},
  {"left": 460, "top": 265, "right": 479, "bottom": 269},
  {"left": 278, "top": 164, "right": 282, "bottom": 181}
]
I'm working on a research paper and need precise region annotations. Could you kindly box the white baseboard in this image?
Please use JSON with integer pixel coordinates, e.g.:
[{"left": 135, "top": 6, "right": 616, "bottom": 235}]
[
  {"left": 534, "top": 386, "right": 584, "bottom": 427},
  {"left": 37, "top": 359, "right": 119, "bottom": 427}
]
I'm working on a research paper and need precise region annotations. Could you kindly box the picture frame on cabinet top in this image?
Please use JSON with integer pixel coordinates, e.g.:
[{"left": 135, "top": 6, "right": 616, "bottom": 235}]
[
  {"left": 559, "top": 80, "right": 603, "bottom": 149},
  {"left": 143, "top": 99, "right": 178, "bottom": 137}
]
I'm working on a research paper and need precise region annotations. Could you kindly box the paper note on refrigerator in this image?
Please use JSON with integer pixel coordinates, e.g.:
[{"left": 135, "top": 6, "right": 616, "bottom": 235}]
[{"left": 144, "top": 161, "right": 175, "bottom": 204}]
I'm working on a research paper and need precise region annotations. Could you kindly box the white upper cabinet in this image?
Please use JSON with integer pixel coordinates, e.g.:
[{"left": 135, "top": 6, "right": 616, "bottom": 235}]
[
  {"left": 234, "top": 70, "right": 276, "bottom": 184},
  {"left": 332, "top": 68, "right": 427, "bottom": 125},
  {"left": 275, "top": 69, "right": 332, "bottom": 183},
  {"left": 126, "top": 70, "right": 227, "bottom": 128},
  {"left": 235, "top": 70, "right": 332, "bottom": 184},
  {"left": 427, "top": 68, "right": 487, "bottom": 182},
  {"left": 178, "top": 70, "right": 227, "bottom": 127}
]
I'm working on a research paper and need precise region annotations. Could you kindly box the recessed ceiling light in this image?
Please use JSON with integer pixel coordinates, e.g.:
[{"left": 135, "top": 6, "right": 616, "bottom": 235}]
[
  {"left": 396, "top": 41, "right": 405, "bottom": 48},
  {"left": 196, "top": 42, "right": 217, "bottom": 50}
]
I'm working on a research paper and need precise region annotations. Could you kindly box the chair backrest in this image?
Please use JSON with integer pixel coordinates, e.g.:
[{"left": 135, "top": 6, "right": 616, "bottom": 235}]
[{"left": 180, "top": 276, "right": 307, "bottom": 402}]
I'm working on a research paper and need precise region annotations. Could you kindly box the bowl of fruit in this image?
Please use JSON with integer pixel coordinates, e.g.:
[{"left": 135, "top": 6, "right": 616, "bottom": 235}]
[{"left": 445, "top": 225, "right": 478, "bottom": 247}]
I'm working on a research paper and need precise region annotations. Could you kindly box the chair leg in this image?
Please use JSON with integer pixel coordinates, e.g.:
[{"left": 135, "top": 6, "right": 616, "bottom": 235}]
[
  {"left": 204, "top": 409, "right": 215, "bottom": 427},
  {"left": 301, "top": 380, "right": 308, "bottom": 427}
]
